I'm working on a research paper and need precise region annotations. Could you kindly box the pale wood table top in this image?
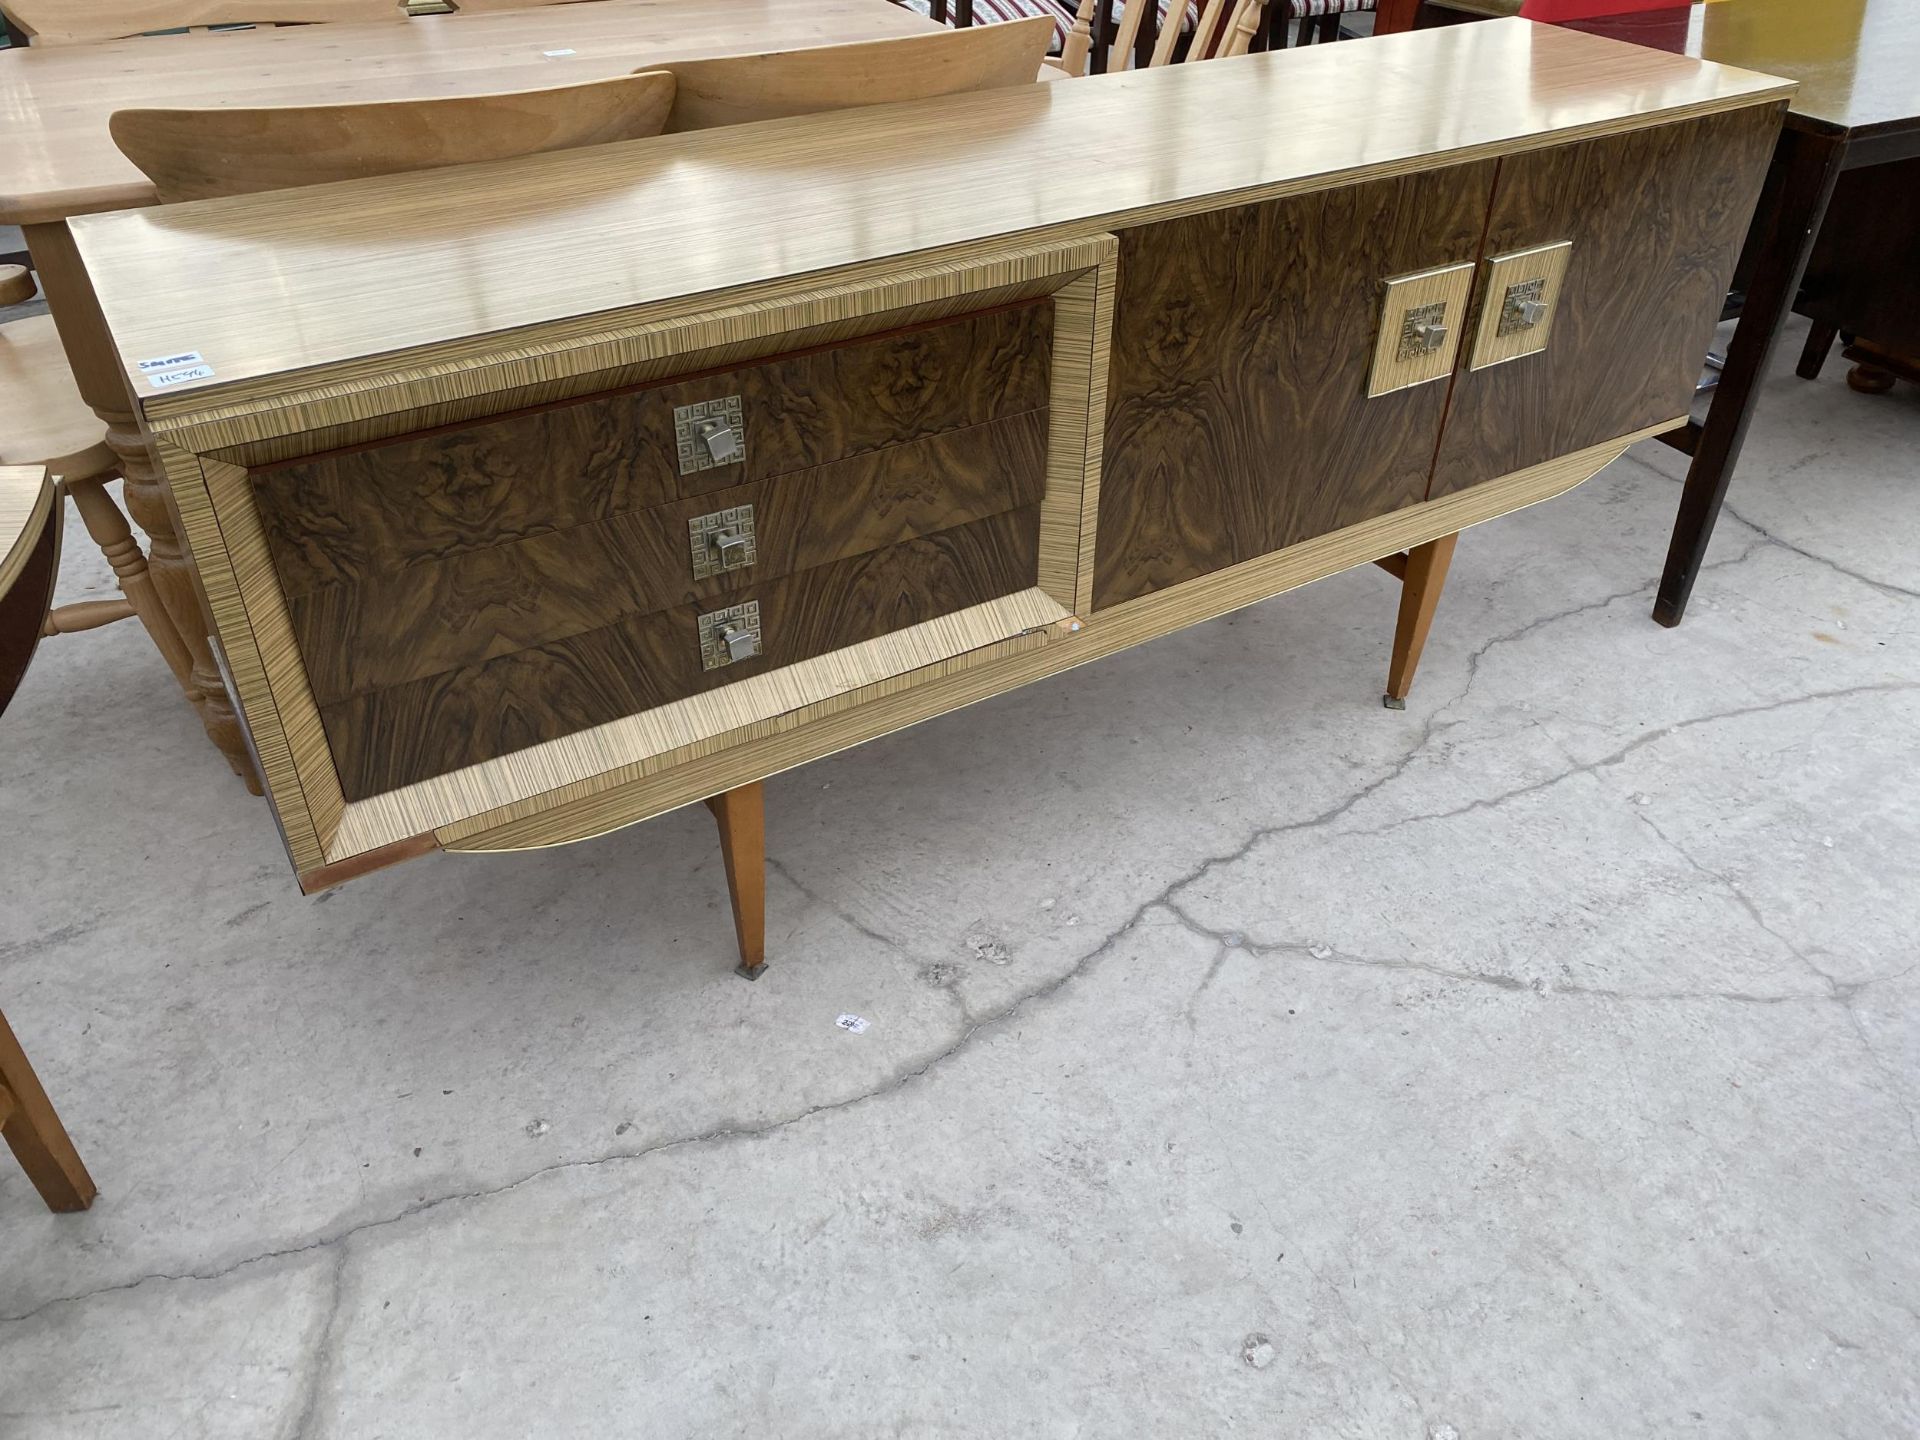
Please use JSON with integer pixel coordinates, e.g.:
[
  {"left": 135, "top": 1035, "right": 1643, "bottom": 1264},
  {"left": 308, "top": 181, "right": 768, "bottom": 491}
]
[
  {"left": 0, "top": 0, "right": 937, "bottom": 224},
  {"left": 72, "top": 19, "right": 1792, "bottom": 405},
  {"left": 1431, "top": 0, "right": 1919, "bottom": 138}
]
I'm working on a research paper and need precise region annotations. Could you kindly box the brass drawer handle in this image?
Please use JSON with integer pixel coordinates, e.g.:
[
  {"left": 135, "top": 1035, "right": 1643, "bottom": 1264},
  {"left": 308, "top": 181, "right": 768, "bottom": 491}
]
[
  {"left": 1368, "top": 262, "right": 1474, "bottom": 397},
  {"left": 1470, "top": 241, "right": 1573, "bottom": 371},
  {"left": 698, "top": 601, "right": 762, "bottom": 671},
  {"left": 689, "top": 504, "right": 757, "bottom": 580}
]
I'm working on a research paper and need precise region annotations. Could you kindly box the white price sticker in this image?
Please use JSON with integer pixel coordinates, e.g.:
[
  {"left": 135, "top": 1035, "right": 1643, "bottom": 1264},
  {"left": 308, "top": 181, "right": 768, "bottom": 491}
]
[
  {"left": 541, "top": 47, "right": 575, "bottom": 56},
  {"left": 834, "top": 1014, "right": 870, "bottom": 1035},
  {"left": 147, "top": 364, "right": 215, "bottom": 389},
  {"left": 137, "top": 350, "right": 205, "bottom": 373}
]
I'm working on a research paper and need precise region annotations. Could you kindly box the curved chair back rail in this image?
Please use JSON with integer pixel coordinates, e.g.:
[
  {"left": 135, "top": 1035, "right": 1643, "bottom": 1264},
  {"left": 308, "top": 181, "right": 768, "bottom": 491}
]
[
  {"left": 658, "top": 16, "right": 1056, "bottom": 132},
  {"left": 109, "top": 71, "right": 678, "bottom": 202},
  {"left": 0, "top": 0, "right": 401, "bottom": 45}
]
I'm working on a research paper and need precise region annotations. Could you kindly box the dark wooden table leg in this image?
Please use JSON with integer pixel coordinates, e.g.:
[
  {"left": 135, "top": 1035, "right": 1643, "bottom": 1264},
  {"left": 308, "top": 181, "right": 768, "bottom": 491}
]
[
  {"left": 705, "top": 782, "right": 767, "bottom": 980},
  {"left": 1372, "top": 0, "right": 1423, "bottom": 35},
  {"left": 1380, "top": 532, "right": 1457, "bottom": 709},
  {"left": 1795, "top": 319, "right": 1840, "bottom": 379},
  {"left": 0, "top": 1008, "right": 97, "bottom": 1213},
  {"left": 1652, "top": 127, "right": 1845, "bottom": 627}
]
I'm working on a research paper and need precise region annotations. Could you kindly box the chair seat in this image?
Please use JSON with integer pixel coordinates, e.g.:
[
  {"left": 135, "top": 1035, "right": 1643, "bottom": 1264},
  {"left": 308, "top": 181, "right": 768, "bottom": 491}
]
[{"left": 0, "top": 315, "right": 113, "bottom": 478}]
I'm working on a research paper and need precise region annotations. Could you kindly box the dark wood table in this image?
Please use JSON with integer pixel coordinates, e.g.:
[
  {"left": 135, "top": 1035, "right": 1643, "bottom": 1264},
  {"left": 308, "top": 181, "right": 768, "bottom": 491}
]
[{"left": 1374, "top": 0, "right": 1920, "bottom": 624}]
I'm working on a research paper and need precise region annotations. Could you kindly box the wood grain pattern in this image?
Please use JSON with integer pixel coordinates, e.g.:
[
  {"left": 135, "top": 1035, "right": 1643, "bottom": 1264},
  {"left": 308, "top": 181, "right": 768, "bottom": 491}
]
[
  {"left": 0, "top": 0, "right": 940, "bottom": 225},
  {"left": 1092, "top": 159, "right": 1498, "bottom": 609},
  {"left": 1429, "top": 106, "right": 1782, "bottom": 500},
  {"left": 253, "top": 301, "right": 1052, "bottom": 597},
  {"left": 661, "top": 18, "right": 1053, "bottom": 131},
  {"left": 2, "top": 0, "right": 398, "bottom": 46},
  {"left": 111, "top": 72, "right": 678, "bottom": 203},
  {"left": 170, "top": 240, "right": 1102, "bottom": 873},
  {"left": 442, "top": 425, "right": 1672, "bottom": 856},
  {"left": 291, "top": 409, "right": 1049, "bottom": 704},
  {"left": 322, "top": 504, "right": 1042, "bottom": 799},
  {"left": 164, "top": 241, "right": 1104, "bottom": 465},
  {"left": 66, "top": 21, "right": 1796, "bottom": 392}
]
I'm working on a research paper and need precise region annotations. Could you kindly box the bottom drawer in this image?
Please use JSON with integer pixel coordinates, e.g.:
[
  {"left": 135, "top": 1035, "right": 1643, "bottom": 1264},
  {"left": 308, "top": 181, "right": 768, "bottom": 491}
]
[{"left": 319, "top": 506, "right": 1042, "bottom": 800}]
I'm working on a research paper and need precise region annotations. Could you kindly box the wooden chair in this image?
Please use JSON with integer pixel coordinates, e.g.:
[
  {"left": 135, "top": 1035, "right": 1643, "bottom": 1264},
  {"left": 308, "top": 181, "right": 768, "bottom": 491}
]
[
  {"left": 112, "top": 72, "right": 677, "bottom": 200},
  {"left": 0, "top": 267, "right": 197, "bottom": 688},
  {"left": 0, "top": 0, "right": 399, "bottom": 45},
  {"left": 659, "top": 18, "right": 1057, "bottom": 131},
  {"left": 1, "top": 465, "right": 100, "bottom": 1213},
  {"left": 924, "top": 0, "right": 1372, "bottom": 74}
]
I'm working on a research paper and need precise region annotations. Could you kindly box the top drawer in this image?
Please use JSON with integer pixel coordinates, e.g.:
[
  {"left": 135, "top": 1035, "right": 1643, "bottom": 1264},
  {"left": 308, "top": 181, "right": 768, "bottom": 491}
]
[{"left": 256, "top": 300, "right": 1055, "bottom": 600}]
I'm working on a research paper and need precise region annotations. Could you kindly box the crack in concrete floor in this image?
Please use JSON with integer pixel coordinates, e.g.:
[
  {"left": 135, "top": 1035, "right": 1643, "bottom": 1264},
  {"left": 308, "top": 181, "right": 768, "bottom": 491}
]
[{"left": 7, "top": 552, "right": 1905, "bottom": 1333}]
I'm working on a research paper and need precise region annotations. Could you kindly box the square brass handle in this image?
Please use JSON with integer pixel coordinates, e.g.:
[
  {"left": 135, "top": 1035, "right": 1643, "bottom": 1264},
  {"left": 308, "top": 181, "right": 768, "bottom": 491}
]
[
  {"left": 1470, "top": 241, "right": 1573, "bottom": 370},
  {"left": 1368, "top": 262, "right": 1474, "bottom": 397}
]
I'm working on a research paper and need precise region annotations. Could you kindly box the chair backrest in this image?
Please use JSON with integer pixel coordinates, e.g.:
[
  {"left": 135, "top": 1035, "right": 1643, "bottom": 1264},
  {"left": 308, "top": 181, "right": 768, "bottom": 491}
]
[
  {"left": 0, "top": 0, "right": 400, "bottom": 45},
  {"left": 110, "top": 72, "right": 677, "bottom": 202},
  {"left": 1106, "top": 0, "right": 1263, "bottom": 69},
  {"left": 659, "top": 18, "right": 1055, "bottom": 132}
]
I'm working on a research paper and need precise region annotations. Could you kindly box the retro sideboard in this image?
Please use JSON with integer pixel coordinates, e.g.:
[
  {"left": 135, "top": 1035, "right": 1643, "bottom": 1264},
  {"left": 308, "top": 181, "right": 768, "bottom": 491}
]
[{"left": 70, "top": 20, "right": 1791, "bottom": 974}]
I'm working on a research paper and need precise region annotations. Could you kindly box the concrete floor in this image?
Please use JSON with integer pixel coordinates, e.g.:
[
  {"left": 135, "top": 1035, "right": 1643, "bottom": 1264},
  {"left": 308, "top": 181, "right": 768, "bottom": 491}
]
[{"left": 1, "top": 323, "right": 1915, "bottom": 1437}]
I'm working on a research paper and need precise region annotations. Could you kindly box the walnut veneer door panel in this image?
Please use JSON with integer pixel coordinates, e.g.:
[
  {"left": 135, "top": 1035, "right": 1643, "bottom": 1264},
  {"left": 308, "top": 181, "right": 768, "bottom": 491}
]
[
  {"left": 290, "top": 410, "right": 1048, "bottom": 705},
  {"left": 255, "top": 300, "right": 1053, "bottom": 597},
  {"left": 1429, "top": 105, "right": 1782, "bottom": 501},
  {"left": 321, "top": 505, "right": 1042, "bottom": 800},
  {"left": 1093, "top": 160, "right": 1499, "bottom": 610}
]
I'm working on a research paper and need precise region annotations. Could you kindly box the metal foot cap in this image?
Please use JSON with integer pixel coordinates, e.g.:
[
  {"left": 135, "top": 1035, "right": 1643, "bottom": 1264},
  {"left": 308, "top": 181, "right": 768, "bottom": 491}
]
[
  {"left": 1382, "top": 694, "right": 1406, "bottom": 711},
  {"left": 735, "top": 961, "right": 768, "bottom": 982}
]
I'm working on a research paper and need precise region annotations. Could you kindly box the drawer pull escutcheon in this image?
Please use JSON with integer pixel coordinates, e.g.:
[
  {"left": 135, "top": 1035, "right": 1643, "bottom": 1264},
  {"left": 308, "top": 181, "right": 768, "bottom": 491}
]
[
  {"left": 1368, "top": 262, "right": 1475, "bottom": 397},
  {"left": 699, "top": 601, "right": 763, "bottom": 670},
  {"left": 1470, "top": 241, "right": 1573, "bottom": 370},
  {"left": 689, "top": 504, "right": 758, "bottom": 579},
  {"left": 675, "top": 396, "right": 747, "bottom": 475}
]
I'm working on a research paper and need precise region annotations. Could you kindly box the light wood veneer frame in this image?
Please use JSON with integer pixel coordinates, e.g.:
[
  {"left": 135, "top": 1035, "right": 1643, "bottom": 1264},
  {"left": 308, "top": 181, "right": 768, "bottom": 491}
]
[{"left": 153, "top": 236, "right": 1118, "bottom": 883}]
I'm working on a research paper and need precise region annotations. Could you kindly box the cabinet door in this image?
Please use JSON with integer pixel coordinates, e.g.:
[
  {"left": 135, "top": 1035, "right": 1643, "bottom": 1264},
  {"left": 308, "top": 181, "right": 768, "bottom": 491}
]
[
  {"left": 1094, "top": 160, "right": 1499, "bottom": 610},
  {"left": 1428, "top": 105, "right": 1782, "bottom": 500}
]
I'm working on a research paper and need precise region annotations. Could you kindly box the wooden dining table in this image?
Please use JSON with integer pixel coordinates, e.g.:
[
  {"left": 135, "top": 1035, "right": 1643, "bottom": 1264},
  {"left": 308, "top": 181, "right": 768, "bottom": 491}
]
[{"left": 0, "top": 0, "right": 940, "bottom": 786}]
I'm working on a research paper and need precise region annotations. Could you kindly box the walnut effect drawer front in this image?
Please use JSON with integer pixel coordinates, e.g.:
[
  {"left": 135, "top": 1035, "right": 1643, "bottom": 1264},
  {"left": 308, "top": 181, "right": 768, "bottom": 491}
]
[
  {"left": 319, "top": 505, "right": 1043, "bottom": 800},
  {"left": 288, "top": 409, "right": 1049, "bottom": 706},
  {"left": 247, "top": 295, "right": 1062, "bottom": 803},
  {"left": 254, "top": 300, "right": 1054, "bottom": 600}
]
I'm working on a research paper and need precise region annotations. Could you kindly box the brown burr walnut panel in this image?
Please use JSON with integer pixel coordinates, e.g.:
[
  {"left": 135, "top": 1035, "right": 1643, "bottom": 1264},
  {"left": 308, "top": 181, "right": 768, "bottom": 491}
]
[
  {"left": 1091, "top": 159, "right": 1500, "bottom": 611},
  {"left": 288, "top": 412, "right": 1048, "bottom": 704},
  {"left": 1428, "top": 105, "right": 1783, "bottom": 500},
  {"left": 249, "top": 304, "right": 1055, "bottom": 801},
  {"left": 321, "top": 506, "right": 1042, "bottom": 799},
  {"left": 252, "top": 301, "right": 1054, "bottom": 599}
]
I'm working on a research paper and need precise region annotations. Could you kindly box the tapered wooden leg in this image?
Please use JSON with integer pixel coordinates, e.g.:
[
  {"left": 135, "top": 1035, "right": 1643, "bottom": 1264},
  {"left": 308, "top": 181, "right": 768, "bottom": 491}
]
[
  {"left": 704, "top": 781, "right": 767, "bottom": 980},
  {"left": 0, "top": 1009, "right": 96, "bottom": 1213},
  {"left": 1795, "top": 319, "right": 1839, "bottom": 380},
  {"left": 1383, "top": 532, "right": 1458, "bottom": 709}
]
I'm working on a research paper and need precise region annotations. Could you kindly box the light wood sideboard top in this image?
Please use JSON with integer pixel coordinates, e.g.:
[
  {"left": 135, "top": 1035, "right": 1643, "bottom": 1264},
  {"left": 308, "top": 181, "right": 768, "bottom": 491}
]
[{"left": 73, "top": 19, "right": 1792, "bottom": 410}]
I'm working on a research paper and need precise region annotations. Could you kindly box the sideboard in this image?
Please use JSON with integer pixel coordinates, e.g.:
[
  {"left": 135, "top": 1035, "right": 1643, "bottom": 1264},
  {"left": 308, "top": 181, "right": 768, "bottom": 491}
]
[{"left": 71, "top": 20, "right": 1790, "bottom": 974}]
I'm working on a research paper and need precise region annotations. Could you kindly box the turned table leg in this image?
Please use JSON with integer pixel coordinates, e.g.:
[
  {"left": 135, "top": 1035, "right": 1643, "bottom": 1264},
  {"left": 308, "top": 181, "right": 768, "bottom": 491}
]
[
  {"left": 704, "top": 781, "right": 767, "bottom": 980},
  {"left": 23, "top": 221, "right": 259, "bottom": 792},
  {"left": 1381, "top": 532, "right": 1457, "bottom": 709},
  {"left": 0, "top": 1008, "right": 97, "bottom": 1213},
  {"left": 63, "top": 470, "right": 196, "bottom": 688}
]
